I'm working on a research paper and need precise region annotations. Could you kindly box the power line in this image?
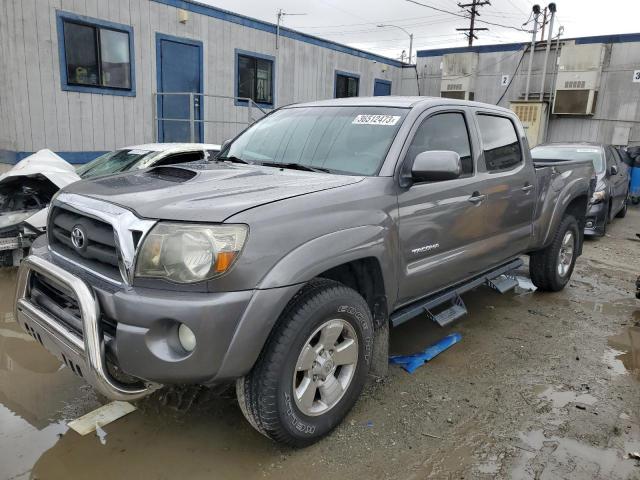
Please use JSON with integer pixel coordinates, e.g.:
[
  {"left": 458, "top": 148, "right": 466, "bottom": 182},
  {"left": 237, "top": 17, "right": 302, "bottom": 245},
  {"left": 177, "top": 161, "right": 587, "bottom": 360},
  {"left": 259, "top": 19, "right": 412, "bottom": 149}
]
[
  {"left": 496, "top": 45, "right": 527, "bottom": 104},
  {"left": 405, "top": 0, "right": 532, "bottom": 32}
]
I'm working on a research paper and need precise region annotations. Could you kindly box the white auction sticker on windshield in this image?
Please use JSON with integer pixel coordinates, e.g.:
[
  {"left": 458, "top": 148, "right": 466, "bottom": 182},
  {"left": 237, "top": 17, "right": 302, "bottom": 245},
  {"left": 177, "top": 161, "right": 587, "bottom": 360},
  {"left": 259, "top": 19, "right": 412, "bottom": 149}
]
[
  {"left": 127, "top": 149, "right": 151, "bottom": 155},
  {"left": 352, "top": 114, "right": 401, "bottom": 126}
]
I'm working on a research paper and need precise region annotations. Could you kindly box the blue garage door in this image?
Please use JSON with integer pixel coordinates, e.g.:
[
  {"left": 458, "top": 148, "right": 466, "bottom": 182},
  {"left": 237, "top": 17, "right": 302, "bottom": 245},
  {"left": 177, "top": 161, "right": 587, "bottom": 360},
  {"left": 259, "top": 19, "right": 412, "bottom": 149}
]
[
  {"left": 373, "top": 79, "right": 392, "bottom": 96},
  {"left": 156, "top": 34, "right": 203, "bottom": 142}
]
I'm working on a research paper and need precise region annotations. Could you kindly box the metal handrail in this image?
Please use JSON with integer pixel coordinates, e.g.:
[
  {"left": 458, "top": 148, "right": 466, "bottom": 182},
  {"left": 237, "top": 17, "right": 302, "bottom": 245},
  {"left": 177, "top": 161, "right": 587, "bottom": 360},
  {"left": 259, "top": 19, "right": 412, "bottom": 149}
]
[{"left": 153, "top": 92, "right": 268, "bottom": 142}]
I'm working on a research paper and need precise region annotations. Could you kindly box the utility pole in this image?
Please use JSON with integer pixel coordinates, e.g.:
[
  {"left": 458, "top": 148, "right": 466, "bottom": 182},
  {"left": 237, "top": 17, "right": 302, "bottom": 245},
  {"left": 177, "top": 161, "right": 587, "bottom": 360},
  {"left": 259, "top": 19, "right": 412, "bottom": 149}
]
[
  {"left": 456, "top": 0, "right": 490, "bottom": 47},
  {"left": 539, "top": 6, "right": 548, "bottom": 41},
  {"left": 524, "top": 4, "right": 541, "bottom": 101}
]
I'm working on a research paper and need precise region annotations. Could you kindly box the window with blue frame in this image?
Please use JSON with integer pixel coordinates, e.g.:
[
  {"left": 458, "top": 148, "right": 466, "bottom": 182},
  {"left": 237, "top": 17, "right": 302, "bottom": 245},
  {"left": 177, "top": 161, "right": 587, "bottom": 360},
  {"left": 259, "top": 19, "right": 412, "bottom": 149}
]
[
  {"left": 237, "top": 53, "right": 273, "bottom": 105},
  {"left": 57, "top": 12, "right": 134, "bottom": 95},
  {"left": 335, "top": 72, "right": 359, "bottom": 98}
]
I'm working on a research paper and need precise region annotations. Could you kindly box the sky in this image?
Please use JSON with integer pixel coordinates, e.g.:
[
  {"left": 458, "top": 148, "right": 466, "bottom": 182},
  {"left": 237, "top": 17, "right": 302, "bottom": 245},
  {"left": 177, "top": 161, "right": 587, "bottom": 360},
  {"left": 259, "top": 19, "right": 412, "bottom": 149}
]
[{"left": 198, "top": 0, "right": 638, "bottom": 61}]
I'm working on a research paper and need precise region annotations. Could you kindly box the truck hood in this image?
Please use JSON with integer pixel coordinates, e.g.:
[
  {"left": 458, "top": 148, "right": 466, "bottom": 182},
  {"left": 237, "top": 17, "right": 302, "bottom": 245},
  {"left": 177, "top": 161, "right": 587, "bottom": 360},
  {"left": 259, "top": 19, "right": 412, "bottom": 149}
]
[{"left": 64, "top": 162, "right": 364, "bottom": 222}]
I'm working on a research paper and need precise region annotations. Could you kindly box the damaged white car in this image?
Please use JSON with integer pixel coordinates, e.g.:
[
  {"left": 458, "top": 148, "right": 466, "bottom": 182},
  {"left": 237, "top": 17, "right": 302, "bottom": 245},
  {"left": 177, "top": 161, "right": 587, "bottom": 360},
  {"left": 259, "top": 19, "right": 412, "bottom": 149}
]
[
  {"left": 0, "top": 150, "right": 79, "bottom": 267},
  {"left": 0, "top": 143, "right": 220, "bottom": 267}
]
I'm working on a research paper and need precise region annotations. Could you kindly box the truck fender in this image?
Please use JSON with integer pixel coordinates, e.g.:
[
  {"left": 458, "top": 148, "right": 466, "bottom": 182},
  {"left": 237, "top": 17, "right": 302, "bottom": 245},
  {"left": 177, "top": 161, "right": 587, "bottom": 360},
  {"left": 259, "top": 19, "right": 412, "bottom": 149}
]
[
  {"left": 538, "top": 176, "right": 589, "bottom": 248},
  {"left": 215, "top": 226, "right": 396, "bottom": 381},
  {"left": 257, "top": 225, "right": 396, "bottom": 297}
]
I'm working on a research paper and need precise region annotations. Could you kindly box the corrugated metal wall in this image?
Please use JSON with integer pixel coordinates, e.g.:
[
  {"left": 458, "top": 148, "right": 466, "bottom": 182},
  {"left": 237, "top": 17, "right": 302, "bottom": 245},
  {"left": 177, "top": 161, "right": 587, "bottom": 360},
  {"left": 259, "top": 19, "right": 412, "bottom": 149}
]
[
  {"left": 411, "top": 39, "right": 640, "bottom": 146},
  {"left": 0, "top": 0, "right": 403, "bottom": 160}
]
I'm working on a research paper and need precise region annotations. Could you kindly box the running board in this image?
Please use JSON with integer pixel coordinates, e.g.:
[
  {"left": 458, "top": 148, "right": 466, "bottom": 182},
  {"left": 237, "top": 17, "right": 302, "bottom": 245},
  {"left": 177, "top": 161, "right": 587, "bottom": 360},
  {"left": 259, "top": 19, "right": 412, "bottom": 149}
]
[
  {"left": 390, "top": 258, "right": 523, "bottom": 328},
  {"left": 485, "top": 274, "right": 518, "bottom": 294},
  {"left": 426, "top": 294, "right": 467, "bottom": 327}
]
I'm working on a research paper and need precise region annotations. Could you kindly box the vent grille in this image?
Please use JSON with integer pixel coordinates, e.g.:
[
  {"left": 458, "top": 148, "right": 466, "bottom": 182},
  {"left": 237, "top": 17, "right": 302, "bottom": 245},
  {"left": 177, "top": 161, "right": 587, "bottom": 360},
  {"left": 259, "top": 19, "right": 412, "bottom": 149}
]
[
  {"left": 446, "top": 83, "right": 463, "bottom": 91},
  {"left": 513, "top": 105, "right": 539, "bottom": 123},
  {"left": 563, "top": 80, "right": 586, "bottom": 89}
]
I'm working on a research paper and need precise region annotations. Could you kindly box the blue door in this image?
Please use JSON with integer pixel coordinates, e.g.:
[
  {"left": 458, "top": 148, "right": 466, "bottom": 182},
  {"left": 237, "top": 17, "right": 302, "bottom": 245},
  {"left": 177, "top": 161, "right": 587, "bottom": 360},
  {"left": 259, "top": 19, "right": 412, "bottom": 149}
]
[
  {"left": 156, "top": 34, "right": 203, "bottom": 142},
  {"left": 373, "top": 79, "right": 392, "bottom": 96}
]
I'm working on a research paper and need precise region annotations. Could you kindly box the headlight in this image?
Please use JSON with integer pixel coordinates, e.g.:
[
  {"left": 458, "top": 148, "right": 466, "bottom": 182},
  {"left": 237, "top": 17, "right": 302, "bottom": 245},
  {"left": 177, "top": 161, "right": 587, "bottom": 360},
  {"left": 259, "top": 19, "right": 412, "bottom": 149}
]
[
  {"left": 135, "top": 223, "right": 248, "bottom": 283},
  {"left": 590, "top": 190, "right": 606, "bottom": 204}
]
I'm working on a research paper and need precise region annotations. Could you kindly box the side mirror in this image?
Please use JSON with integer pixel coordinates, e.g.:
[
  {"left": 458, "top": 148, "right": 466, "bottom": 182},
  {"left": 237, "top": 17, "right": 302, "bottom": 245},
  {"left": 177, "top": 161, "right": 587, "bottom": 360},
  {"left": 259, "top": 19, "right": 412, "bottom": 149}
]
[
  {"left": 411, "top": 150, "right": 462, "bottom": 182},
  {"left": 610, "top": 164, "right": 618, "bottom": 176}
]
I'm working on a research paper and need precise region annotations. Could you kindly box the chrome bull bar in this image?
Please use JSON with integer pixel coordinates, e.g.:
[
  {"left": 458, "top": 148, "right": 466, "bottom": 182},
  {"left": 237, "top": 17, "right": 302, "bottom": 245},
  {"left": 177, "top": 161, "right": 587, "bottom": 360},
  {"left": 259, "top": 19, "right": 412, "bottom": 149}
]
[{"left": 15, "top": 255, "right": 154, "bottom": 401}]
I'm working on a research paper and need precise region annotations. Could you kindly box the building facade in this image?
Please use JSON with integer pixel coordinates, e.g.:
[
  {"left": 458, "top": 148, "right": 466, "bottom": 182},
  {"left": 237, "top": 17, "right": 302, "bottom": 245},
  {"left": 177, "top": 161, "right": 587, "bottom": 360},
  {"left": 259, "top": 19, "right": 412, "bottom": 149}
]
[
  {"left": 0, "top": 0, "right": 409, "bottom": 165},
  {"left": 413, "top": 33, "right": 640, "bottom": 147}
]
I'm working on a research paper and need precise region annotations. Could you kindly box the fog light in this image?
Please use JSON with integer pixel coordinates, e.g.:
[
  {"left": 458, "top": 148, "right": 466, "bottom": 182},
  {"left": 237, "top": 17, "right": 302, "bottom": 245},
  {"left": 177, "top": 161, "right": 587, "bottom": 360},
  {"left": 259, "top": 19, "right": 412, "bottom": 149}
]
[
  {"left": 178, "top": 324, "right": 196, "bottom": 352},
  {"left": 586, "top": 220, "right": 594, "bottom": 228}
]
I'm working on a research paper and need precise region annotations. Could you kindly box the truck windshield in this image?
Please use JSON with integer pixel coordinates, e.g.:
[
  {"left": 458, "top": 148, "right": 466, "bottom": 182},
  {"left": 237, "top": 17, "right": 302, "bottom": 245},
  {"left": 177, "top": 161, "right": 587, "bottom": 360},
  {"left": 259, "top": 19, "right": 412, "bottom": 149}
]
[
  {"left": 77, "top": 149, "right": 160, "bottom": 178},
  {"left": 219, "top": 106, "right": 409, "bottom": 175},
  {"left": 531, "top": 145, "right": 605, "bottom": 174}
]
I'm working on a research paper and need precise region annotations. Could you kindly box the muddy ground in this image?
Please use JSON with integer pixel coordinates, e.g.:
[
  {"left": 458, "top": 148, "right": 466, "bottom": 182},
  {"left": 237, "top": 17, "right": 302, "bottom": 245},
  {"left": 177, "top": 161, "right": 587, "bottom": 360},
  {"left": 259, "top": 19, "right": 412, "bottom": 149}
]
[{"left": 1, "top": 207, "right": 639, "bottom": 480}]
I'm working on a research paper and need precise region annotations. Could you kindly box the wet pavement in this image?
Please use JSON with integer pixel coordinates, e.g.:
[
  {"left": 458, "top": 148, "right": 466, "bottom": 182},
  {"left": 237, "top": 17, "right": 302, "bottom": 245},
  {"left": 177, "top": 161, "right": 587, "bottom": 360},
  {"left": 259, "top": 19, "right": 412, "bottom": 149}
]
[{"left": 1, "top": 207, "right": 639, "bottom": 479}]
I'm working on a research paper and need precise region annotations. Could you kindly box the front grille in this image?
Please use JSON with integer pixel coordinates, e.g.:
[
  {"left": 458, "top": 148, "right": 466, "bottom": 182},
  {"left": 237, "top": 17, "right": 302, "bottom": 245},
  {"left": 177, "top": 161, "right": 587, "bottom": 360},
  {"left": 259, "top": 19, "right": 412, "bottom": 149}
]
[
  {"left": 29, "top": 271, "right": 117, "bottom": 338},
  {"left": 49, "top": 206, "right": 121, "bottom": 281},
  {"left": 30, "top": 272, "right": 82, "bottom": 334}
]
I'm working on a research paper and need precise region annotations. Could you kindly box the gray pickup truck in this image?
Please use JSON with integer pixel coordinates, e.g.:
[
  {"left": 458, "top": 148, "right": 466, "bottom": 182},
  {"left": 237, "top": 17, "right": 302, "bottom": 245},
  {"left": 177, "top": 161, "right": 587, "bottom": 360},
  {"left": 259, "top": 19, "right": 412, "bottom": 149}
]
[{"left": 15, "top": 97, "right": 594, "bottom": 447}]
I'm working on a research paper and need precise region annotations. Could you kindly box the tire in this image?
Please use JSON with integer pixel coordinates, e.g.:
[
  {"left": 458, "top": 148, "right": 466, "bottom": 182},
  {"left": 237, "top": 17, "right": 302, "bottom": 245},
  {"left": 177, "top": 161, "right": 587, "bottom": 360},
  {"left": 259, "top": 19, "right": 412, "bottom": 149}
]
[
  {"left": 236, "top": 278, "right": 374, "bottom": 447},
  {"left": 530, "top": 215, "right": 580, "bottom": 292},
  {"left": 616, "top": 197, "right": 628, "bottom": 218}
]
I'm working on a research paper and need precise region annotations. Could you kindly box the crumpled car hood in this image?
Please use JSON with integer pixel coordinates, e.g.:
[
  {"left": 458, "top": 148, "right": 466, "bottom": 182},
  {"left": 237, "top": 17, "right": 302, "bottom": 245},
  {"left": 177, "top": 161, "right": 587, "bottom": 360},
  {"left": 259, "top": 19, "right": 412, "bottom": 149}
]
[
  {"left": 64, "top": 162, "right": 364, "bottom": 222},
  {"left": 0, "top": 149, "right": 80, "bottom": 232},
  {"left": 0, "top": 149, "right": 80, "bottom": 188}
]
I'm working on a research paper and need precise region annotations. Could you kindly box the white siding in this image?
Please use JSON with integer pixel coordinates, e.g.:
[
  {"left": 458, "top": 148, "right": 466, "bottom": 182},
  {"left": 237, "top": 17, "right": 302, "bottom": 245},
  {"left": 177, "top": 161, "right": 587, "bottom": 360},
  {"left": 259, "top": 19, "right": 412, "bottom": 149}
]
[
  {"left": 410, "top": 38, "right": 640, "bottom": 146},
  {"left": 0, "top": 0, "right": 404, "bottom": 158}
]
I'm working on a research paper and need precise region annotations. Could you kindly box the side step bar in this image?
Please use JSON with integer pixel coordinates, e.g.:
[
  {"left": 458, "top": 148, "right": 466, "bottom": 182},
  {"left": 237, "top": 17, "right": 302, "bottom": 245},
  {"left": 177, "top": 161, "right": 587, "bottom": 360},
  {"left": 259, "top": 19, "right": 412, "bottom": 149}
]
[
  {"left": 426, "top": 294, "right": 468, "bottom": 327},
  {"left": 485, "top": 274, "right": 519, "bottom": 294},
  {"left": 390, "top": 258, "right": 523, "bottom": 328}
]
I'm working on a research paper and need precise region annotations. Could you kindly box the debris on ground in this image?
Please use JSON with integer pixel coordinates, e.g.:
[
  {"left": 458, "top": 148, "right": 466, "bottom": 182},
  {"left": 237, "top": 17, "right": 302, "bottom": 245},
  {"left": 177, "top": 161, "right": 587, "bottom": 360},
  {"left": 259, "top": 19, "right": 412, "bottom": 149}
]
[
  {"left": 389, "top": 333, "right": 462, "bottom": 373},
  {"left": 67, "top": 401, "right": 136, "bottom": 436}
]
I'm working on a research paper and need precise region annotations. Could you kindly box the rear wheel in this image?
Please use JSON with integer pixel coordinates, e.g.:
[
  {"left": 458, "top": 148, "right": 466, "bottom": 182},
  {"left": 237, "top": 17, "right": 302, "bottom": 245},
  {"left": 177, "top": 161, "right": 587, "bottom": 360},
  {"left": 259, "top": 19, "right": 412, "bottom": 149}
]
[
  {"left": 530, "top": 215, "right": 579, "bottom": 292},
  {"left": 236, "top": 279, "right": 374, "bottom": 447}
]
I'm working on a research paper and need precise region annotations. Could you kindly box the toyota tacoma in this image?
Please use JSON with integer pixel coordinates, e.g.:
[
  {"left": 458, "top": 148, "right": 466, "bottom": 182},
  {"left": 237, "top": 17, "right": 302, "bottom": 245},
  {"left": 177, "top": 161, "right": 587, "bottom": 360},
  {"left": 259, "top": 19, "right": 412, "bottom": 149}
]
[{"left": 15, "top": 97, "right": 594, "bottom": 447}]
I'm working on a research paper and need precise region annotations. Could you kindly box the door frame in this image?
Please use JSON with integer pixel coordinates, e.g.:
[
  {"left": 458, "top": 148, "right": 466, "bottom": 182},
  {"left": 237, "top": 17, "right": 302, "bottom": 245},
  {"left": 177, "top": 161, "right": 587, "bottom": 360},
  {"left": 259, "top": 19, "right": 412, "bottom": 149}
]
[
  {"left": 373, "top": 78, "right": 392, "bottom": 96},
  {"left": 155, "top": 33, "right": 204, "bottom": 142}
]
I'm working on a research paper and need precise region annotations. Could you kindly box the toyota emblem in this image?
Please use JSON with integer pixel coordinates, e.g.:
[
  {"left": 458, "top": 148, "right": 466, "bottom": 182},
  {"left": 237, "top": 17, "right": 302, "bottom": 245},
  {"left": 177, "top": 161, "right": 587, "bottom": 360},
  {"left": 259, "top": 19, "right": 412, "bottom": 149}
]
[{"left": 71, "top": 225, "right": 86, "bottom": 250}]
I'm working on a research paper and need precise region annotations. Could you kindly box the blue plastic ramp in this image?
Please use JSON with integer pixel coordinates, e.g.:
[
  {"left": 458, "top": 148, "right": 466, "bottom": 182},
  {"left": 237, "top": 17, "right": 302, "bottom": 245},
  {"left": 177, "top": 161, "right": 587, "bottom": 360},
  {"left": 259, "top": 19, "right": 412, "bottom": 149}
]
[{"left": 389, "top": 333, "right": 462, "bottom": 373}]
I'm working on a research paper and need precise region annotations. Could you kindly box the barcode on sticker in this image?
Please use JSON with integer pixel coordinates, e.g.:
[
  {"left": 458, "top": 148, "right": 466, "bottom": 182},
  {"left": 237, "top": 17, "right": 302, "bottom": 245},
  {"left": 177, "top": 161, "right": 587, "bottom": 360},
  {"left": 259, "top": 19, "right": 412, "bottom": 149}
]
[{"left": 352, "top": 115, "right": 401, "bottom": 126}]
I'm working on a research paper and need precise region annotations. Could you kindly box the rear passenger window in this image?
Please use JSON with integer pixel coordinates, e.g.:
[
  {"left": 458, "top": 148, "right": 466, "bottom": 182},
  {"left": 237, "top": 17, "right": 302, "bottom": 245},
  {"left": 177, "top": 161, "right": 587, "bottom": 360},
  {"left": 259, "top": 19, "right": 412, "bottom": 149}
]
[
  {"left": 406, "top": 112, "right": 473, "bottom": 176},
  {"left": 477, "top": 114, "right": 522, "bottom": 171}
]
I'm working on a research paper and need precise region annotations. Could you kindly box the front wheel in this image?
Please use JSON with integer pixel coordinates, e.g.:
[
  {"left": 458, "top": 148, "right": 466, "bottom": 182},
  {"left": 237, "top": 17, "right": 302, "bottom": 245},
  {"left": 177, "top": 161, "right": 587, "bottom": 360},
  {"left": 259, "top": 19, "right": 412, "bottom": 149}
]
[
  {"left": 236, "top": 279, "right": 374, "bottom": 447},
  {"left": 530, "top": 215, "right": 579, "bottom": 292}
]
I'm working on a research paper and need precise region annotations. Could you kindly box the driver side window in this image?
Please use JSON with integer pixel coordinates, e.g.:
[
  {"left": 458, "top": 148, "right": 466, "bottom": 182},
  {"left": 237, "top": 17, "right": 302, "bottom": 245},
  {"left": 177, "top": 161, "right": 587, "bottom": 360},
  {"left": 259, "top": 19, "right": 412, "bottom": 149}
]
[{"left": 406, "top": 112, "right": 473, "bottom": 176}]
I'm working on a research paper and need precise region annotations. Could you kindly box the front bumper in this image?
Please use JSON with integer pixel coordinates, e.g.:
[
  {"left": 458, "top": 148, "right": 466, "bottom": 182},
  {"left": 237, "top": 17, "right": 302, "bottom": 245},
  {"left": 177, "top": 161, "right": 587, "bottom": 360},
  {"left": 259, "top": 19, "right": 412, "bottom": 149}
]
[
  {"left": 15, "top": 250, "right": 301, "bottom": 400},
  {"left": 584, "top": 201, "right": 607, "bottom": 236},
  {"left": 15, "top": 255, "right": 153, "bottom": 401}
]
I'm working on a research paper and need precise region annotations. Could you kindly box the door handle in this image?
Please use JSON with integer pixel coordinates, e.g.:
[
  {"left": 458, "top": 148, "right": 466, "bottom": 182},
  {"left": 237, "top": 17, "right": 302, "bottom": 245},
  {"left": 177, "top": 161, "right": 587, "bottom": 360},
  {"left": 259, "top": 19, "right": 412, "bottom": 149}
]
[
  {"left": 468, "top": 192, "right": 486, "bottom": 204},
  {"left": 521, "top": 184, "right": 534, "bottom": 192}
]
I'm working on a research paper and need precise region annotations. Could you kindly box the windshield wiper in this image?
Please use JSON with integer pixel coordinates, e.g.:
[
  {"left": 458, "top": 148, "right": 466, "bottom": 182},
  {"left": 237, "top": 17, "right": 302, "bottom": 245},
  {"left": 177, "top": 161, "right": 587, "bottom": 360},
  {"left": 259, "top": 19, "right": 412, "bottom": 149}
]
[
  {"left": 256, "top": 161, "right": 332, "bottom": 173},
  {"left": 217, "top": 155, "right": 250, "bottom": 164}
]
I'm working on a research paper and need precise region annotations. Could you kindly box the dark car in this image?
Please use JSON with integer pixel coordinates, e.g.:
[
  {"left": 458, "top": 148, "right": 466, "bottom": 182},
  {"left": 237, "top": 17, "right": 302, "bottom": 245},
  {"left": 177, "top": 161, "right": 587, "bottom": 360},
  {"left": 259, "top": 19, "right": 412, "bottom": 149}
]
[{"left": 531, "top": 143, "right": 630, "bottom": 236}]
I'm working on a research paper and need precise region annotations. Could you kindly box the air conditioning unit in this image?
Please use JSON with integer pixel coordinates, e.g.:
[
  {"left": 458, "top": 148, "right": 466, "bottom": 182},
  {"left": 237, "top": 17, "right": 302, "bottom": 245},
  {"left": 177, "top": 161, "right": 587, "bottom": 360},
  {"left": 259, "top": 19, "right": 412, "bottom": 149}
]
[
  {"left": 441, "top": 52, "right": 478, "bottom": 101},
  {"left": 510, "top": 101, "right": 548, "bottom": 147},
  {"left": 553, "top": 43, "right": 606, "bottom": 115}
]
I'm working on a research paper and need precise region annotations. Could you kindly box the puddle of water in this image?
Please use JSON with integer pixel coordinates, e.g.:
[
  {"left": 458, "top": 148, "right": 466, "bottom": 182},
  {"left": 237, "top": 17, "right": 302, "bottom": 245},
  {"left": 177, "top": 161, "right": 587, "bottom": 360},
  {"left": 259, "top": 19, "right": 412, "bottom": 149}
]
[
  {"left": 512, "top": 429, "right": 639, "bottom": 479},
  {"left": 607, "top": 326, "right": 640, "bottom": 379},
  {"left": 537, "top": 386, "right": 597, "bottom": 409}
]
